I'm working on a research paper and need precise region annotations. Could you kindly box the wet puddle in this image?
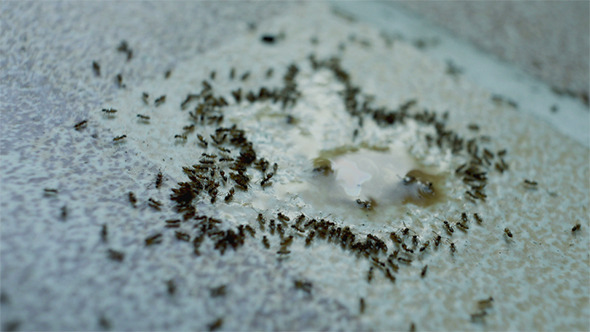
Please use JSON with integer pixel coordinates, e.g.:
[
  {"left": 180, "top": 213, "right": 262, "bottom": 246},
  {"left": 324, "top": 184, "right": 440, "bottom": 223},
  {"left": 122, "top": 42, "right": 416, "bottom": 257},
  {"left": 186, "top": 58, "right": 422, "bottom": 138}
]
[{"left": 277, "top": 143, "right": 448, "bottom": 226}]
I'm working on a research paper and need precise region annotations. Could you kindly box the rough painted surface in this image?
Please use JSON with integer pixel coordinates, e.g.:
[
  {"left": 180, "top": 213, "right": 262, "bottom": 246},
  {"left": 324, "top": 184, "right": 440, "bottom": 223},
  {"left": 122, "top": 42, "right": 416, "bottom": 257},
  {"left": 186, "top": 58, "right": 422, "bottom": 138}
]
[
  {"left": 398, "top": 1, "right": 590, "bottom": 95},
  {"left": 1, "top": 2, "right": 588, "bottom": 331}
]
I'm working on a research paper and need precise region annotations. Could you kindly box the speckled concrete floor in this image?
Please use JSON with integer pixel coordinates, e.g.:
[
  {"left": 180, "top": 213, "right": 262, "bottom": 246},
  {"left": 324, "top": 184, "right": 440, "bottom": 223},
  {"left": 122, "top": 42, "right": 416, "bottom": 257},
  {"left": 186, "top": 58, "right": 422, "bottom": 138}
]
[{"left": 398, "top": 1, "right": 589, "bottom": 96}]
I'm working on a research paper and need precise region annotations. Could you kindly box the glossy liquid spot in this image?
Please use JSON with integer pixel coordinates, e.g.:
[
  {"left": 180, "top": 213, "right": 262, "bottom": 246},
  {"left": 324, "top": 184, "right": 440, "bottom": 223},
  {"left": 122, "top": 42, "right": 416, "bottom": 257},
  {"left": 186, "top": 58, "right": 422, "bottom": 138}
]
[{"left": 290, "top": 144, "right": 447, "bottom": 224}]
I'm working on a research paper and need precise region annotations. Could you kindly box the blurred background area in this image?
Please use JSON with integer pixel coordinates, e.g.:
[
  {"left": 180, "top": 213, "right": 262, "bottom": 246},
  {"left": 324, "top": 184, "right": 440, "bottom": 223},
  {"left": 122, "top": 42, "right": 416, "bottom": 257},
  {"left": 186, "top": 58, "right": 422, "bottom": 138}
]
[
  {"left": 330, "top": 1, "right": 589, "bottom": 146},
  {"left": 397, "top": 1, "right": 589, "bottom": 104}
]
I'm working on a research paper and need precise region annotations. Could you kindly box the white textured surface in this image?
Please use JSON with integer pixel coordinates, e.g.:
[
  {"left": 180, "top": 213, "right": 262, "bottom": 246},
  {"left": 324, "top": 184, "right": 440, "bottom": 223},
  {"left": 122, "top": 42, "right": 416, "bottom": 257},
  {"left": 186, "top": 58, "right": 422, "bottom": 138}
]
[
  {"left": 397, "top": 1, "right": 590, "bottom": 94},
  {"left": 332, "top": 1, "right": 590, "bottom": 148},
  {"left": 1, "top": 2, "right": 589, "bottom": 332}
]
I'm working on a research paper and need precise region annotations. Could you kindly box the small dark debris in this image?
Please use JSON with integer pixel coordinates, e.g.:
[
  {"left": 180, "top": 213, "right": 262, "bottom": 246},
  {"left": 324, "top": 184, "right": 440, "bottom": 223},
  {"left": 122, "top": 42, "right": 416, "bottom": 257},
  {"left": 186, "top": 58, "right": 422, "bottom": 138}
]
[
  {"left": 60, "top": 205, "right": 68, "bottom": 221},
  {"left": 261, "top": 34, "right": 276, "bottom": 44},
  {"left": 92, "top": 61, "right": 101, "bottom": 76},
  {"left": 210, "top": 285, "right": 227, "bottom": 297},
  {"left": 166, "top": 279, "right": 176, "bottom": 295},
  {"left": 107, "top": 249, "right": 124, "bottom": 262},
  {"left": 294, "top": 279, "right": 313, "bottom": 295},
  {"left": 98, "top": 315, "right": 111, "bottom": 330},
  {"left": 101, "top": 224, "right": 108, "bottom": 243},
  {"left": 208, "top": 318, "right": 223, "bottom": 331},
  {"left": 0, "top": 292, "right": 9, "bottom": 304}
]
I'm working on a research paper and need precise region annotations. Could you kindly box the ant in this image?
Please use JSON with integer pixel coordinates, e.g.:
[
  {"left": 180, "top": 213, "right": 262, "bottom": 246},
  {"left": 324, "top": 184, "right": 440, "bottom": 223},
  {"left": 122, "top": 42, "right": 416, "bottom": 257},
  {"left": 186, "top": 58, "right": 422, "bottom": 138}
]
[
  {"left": 44, "top": 188, "right": 58, "bottom": 196},
  {"left": 148, "top": 198, "right": 162, "bottom": 210},
  {"left": 74, "top": 120, "right": 88, "bottom": 131},
  {"left": 208, "top": 318, "right": 223, "bottom": 331},
  {"left": 443, "top": 220, "right": 454, "bottom": 235},
  {"left": 116, "top": 73, "right": 125, "bottom": 88},
  {"left": 421, "top": 265, "right": 428, "bottom": 278},
  {"left": 92, "top": 61, "right": 100, "bottom": 76},
  {"left": 145, "top": 233, "right": 162, "bottom": 246},
  {"left": 210, "top": 285, "right": 226, "bottom": 297},
  {"left": 107, "top": 249, "right": 124, "bottom": 262},
  {"left": 224, "top": 188, "right": 235, "bottom": 202},
  {"left": 155, "top": 172, "right": 163, "bottom": 188},
  {"left": 154, "top": 95, "right": 166, "bottom": 107},
  {"left": 175, "top": 231, "right": 190, "bottom": 242},
  {"left": 523, "top": 179, "right": 538, "bottom": 189},
  {"left": 432, "top": 231, "right": 442, "bottom": 248},
  {"left": 419, "top": 241, "right": 430, "bottom": 252},
  {"left": 473, "top": 213, "right": 483, "bottom": 224},
  {"left": 101, "top": 224, "right": 108, "bottom": 242},
  {"left": 504, "top": 228, "right": 513, "bottom": 238},
  {"left": 137, "top": 114, "right": 150, "bottom": 121},
  {"left": 572, "top": 224, "right": 581, "bottom": 233},
  {"left": 262, "top": 236, "right": 270, "bottom": 249},
  {"left": 128, "top": 192, "right": 137, "bottom": 207}
]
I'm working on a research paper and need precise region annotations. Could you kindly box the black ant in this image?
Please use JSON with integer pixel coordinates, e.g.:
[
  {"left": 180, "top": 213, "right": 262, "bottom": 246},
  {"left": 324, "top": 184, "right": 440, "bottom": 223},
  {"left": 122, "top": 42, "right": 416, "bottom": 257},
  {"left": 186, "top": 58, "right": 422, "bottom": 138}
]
[
  {"left": 154, "top": 95, "right": 166, "bottom": 107},
  {"left": 155, "top": 172, "right": 163, "bottom": 189},
  {"left": 74, "top": 120, "right": 88, "bottom": 131},
  {"left": 367, "top": 267, "right": 374, "bottom": 283},
  {"left": 145, "top": 233, "right": 162, "bottom": 246},
  {"left": 224, "top": 188, "right": 235, "bottom": 202},
  {"left": 107, "top": 249, "right": 124, "bottom": 262},
  {"left": 137, "top": 114, "right": 150, "bottom": 121},
  {"left": 61, "top": 205, "right": 68, "bottom": 220},
  {"left": 421, "top": 265, "right": 428, "bottom": 278},
  {"left": 148, "top": 198, "right": 162, "bottom": 210},
  {"left": 398, "top": 257, "right": 412, "bottom": 264},
  {"left": 572, "top": 224, "right": 581, "bottom": 233},
  {"left": 44, "top": 188, "right": 58, "bottom": 196},
  {"left": 165, "top": 219, "right": 180, "bottom": 228},
  {"left": 208, "top": 318, "right": 223, "bottom": 331},
  {"left": 92, "top": 61, "right": 100, "bottom": 76},
  {"left": 523, "top": 179, "right": 538, "bottom": 189},
  {"left": 210, "top": 285, "right": 226, "bottom": 297},
  {"left": 262, "top": 236, "right": 270, "bottom": 249},
  {"left": 419, "top": 241, "right": 430, "bottom": 252},
  {"left": 443, "top": 220, "right": 454, "bottom": 235},
  {"left": 477, "top": 297, "right": 494, "bottom": 310},
  {"left": 128, "top": 192, "right": 137, "bottom": 208},
  {"left": 504, "top": 228, "right": 513, "bottom": 238},
  {"left": 197, "top": 134, "right": 208, "bottom": 148},
  {"left": 432, "top": 231, "right": 442, "bottom": 248},
  {"left": 277, "top": 212, "right": 290, "bottom": 222},
  {"left": 166, "top": 279, "right": 176, "bottom": 295},
  {"left": 101, "top": 224, "right": 108, "bottom": 242},
  {"left": 175, "top": 231, "right": 190, "bottom": 242},
  {"left": 473, "top": 213, "right": 483, "bottom": 224},
  {"left": 115, "top": 73, "right": 125, "bottom": 88}
]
